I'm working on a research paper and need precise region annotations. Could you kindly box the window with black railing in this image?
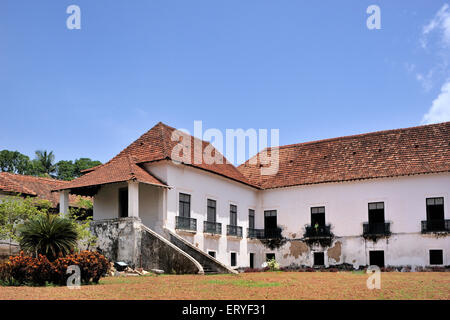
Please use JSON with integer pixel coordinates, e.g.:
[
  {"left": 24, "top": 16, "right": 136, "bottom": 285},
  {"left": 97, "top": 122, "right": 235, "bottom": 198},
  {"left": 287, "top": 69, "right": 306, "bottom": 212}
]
[
  {"left": 422, "top": 197, "right": 448, "bottom": 233},
  {"left": 421, "top": 219, "right": 450, "bottom": 233},
  {"left": 227, "top": 225, "right": 243, "bottom": 237},
  {"left": 247, "top": 228, "right": 265, "bottom": 239},
  {"left": 304, "top": 224, "right": 332, "bottom": 238},
  {"left": 363, "top": 222, "right": 391, "bottom": 236},
  {"left": 175, "top": 216, "right": 197, "bottom": 232},
  {"left": 204, "top": 221, "right": 222, "bottom": 235}
]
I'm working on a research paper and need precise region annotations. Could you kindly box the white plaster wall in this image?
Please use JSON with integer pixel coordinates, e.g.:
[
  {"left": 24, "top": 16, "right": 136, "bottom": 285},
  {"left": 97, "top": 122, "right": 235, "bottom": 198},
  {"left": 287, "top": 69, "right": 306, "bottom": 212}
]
[
  {"left": 93, "top": 182, "right": 126, "bottom": 220},
  {"left": 260, "top": 173, "right": 450, "bottom": 267},
  {"left": 153, "top": 162, "right": 260, "bottom": 268},
  {"left": 139, "top": 183, "right": 165, "bottom": 233}
]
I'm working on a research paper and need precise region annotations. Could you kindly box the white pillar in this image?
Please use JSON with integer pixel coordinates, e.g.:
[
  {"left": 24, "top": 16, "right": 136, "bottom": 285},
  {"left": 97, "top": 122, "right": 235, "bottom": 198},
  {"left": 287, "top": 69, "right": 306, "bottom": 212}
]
[
  {"left": 128, "top": 180, "right": 139, "bottom": 218},
  {"left": 59, "top": 190, "right": 70, "bottom": 216}
]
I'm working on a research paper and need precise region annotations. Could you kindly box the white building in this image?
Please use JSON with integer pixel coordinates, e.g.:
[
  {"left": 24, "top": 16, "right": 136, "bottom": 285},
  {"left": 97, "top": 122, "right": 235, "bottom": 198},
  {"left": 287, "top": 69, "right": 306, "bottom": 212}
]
[{"left": 54, "top": 121, "right": 450, "bottom": 273}]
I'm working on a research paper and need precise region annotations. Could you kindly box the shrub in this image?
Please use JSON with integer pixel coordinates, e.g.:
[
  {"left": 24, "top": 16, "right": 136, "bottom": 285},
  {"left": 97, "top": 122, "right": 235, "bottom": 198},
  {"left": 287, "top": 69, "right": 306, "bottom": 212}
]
[
  {"left": 18, "top": 214, "right": 78, "bottom": 261},
  {"left": 267, "top": 258, "right": 280, "bottom": 271},
  {"left": 0, "top": 250, "right": 109, "bottom": 286}
]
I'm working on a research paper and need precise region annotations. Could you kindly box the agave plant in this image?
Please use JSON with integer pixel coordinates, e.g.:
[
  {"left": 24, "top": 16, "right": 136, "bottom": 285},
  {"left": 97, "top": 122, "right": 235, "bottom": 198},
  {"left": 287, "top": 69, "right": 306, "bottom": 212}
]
[{"left": 18, "top": 214, "right": 78, "bottom": 260}]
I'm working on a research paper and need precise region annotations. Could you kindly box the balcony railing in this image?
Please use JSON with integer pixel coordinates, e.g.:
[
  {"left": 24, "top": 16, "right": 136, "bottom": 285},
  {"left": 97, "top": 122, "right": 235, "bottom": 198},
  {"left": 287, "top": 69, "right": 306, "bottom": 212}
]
[
  {"left": 175, "top": 216, "right": 197, "bottom": 232},
  {"left": 304, "top": 224, "right": 332, "bottom": 239},
  {"left": 203, "top": 221, "right": 222, "bottom": 235},
  {"left": 227, "top": 225, "right": 243, "bottom": 237},
  {"left": 363, "top": 222, "right": 391, "bottom": 237},
  {"left": 421, "top": 219, "right": 450, "bottom": 233},
  {"left": 247, "top": 228, "right": 282, "bottom": 239},
  {"left": 247, "top": 228, "right": 265, "bottom": 239}
]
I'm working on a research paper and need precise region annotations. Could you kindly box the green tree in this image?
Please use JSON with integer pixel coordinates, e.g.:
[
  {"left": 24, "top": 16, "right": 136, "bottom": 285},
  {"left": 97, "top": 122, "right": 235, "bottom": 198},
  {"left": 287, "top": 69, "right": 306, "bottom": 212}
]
[
  {"left": 0, "top": 196, "right": 52, "bottom": 255},
  {"left": 0, "top": 150, "right": 32, "bottom": 174},
  {"left": 55, "top": 160, "right": 75, "bottom": 181},
  {"left": 34, "top": 150, "right": 56, "bottom": 176},
  {"left": 73, "top": 158, "right": 102, "bottom": 177},
  {"left": 18, "top": 214, "right": 78, "bottom": 260}
]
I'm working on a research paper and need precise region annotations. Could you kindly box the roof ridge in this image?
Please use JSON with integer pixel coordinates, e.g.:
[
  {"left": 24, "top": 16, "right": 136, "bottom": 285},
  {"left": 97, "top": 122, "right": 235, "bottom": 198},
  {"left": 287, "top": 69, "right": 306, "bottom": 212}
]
[{"left": 274, "top": 121, "right": 450, "bottom": 150}]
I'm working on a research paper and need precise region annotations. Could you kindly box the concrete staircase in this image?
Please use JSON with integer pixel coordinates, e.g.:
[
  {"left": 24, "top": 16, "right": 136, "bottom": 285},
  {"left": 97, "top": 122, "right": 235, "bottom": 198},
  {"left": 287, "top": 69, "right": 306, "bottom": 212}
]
[{"left": 165, "top": 228, "right": 238, "bottom": 274}]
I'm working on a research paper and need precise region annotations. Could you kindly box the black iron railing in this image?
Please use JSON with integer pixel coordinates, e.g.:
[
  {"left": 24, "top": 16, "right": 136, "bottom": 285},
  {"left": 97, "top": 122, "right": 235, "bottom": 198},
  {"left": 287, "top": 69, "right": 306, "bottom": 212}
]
[
  {"left": 247, "top": 228, "right": 282, "bottom": 239},
  {"left": 421, "top": 219, "right": 450, "bottom": 233},
  {"left": 204, "top": 221, "right": 222, "bottom": 235},
  {"left": 363, "top": 222, "right": 391, "bottom": 237},
  {"left": 247, "top": 228, "right": 265, "bottom": 239},
  {"left": 227, "top": 225, "right": 243, "bottom": 237},
  {"left": 175, "top": 216, "right": 197, "bottom": 232},
  {"left": 304, "top": 224, "right": 332, "bottom": 238}
]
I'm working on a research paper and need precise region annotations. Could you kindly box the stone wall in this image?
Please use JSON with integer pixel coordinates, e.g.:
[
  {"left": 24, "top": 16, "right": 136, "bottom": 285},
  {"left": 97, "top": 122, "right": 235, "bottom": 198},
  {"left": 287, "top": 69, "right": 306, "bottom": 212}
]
[{"left": 91, "top": 217, "right": 203, "bottom": 274}]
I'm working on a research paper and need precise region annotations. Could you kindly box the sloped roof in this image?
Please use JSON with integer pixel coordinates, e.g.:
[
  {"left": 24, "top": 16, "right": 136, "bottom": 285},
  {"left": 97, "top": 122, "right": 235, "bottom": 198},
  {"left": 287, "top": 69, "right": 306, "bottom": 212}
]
[
  {"left": 55, "top": 122, "right": 255, "bottom": 192},
  {"left": 52, "top": 153, "right": 168, "bottom": 192},
  {"left": 238, "top": 121, "right": 450, "bottom": 189},
  {"left": 0, "top": 173, "right": 82, "bottom": 207}
]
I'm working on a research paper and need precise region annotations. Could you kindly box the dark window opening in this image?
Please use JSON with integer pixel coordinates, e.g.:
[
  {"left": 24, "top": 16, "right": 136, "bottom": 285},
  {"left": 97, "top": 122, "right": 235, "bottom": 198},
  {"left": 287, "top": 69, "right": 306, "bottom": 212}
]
[
  {"left": 230, "top": 252, "right": 237, "bottom": 267},
  {"left": 264, "top": 210, "right": 277, "bottom": 230},
  {"left": 207, "top": 199, "right": 217, "bottom": 223},
  {"left": 427, "top": 197, "right": 444, "bottom": 221},
  {"left": 248, "top": 209, "right": 255, "bottom": 229},
  {"left": 179, "top": 193, "right": 191, "bottom": 218},
  {"left": 369, "top": 251, "right": 385, "bottom": 268},
  {"left": 249, "top": 253, "right": 254, "bottom": 269},
  {"left": 311, "top": 207, "right": 325, "bottom": 227},
  {"left": 314, "top": 252, "right": 325, "bottom": 266},
  {"left": 266, "top": 253, "right": 275, "bottom": 261},
  {"left": 429, "top": 250, "right": 443, "bottom": 265},
  {"left": 230, "top": 204, "right": 237, "bottom": 226},
  {"left": 368, "top": 202, "right": 385, "bottom": 223},
  {"left": 208, "top": 251, "right": 216, "bottom": 258},
  {"left": 119, "top": 187, "right": 128, "bottom": 218}
]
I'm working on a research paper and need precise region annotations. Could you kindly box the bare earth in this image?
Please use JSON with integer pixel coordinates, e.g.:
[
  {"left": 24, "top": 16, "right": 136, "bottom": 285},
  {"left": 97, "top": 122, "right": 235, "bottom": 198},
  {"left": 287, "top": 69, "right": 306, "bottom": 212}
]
[{"left": 0, "top": 272, "right": 449, "bottom": 300}]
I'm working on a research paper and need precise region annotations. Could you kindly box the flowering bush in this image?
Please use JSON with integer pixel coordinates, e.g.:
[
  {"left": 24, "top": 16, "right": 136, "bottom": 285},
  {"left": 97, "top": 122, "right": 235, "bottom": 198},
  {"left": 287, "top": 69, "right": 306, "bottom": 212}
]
[{"left": 0, "top": 251, "right": 109, "bottom": 286}]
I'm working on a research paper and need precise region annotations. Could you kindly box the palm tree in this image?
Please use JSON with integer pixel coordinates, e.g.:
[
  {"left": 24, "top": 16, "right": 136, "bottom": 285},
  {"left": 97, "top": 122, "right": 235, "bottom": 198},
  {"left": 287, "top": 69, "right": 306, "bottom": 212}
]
[
  {"left": 18, "top": 214, "right": 78, "bottom": 261},
  {"left": 34, "top": 150, "right": 56, "bottom": 176}
]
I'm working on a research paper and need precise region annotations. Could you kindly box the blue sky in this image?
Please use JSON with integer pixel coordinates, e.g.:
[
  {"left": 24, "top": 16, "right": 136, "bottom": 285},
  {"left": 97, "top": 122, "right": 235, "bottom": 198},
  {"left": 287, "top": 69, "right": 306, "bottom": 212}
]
[{"left": 1, "top": 1, "right": 449, "bottom": 164}]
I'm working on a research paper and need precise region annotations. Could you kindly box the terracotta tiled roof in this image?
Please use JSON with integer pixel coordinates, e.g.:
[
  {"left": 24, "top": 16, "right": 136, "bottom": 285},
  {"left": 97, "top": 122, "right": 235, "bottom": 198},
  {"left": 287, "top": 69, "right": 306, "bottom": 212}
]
[
  {"left": 53, "top": 152, "right": 168, "bottom": 191},
  {"left": 238, "top": 121, "right": 450, "bottom": 189},
  {"left": 0, "top": 173, "right": 83, "bottom": 207},
  {"left": 56, "top": 122, "right": 255, "bottom": 192}
]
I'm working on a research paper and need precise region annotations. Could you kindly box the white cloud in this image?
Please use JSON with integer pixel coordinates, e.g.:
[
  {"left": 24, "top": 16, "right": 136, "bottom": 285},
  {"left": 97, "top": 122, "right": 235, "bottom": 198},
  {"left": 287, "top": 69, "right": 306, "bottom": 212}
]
[
  {"left": 421, "top": 4, "right": 450, "bottom": 48},
  {"left": 422, "top": 80, "right": 450, "bottom": 124}
]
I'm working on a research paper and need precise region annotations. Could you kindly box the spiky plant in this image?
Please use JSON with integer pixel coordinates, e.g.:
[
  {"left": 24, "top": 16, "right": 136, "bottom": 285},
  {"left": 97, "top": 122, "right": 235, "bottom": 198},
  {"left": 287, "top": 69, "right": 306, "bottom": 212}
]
[{"left": 18, "top": 214, "right": 78, "bottom": 261}]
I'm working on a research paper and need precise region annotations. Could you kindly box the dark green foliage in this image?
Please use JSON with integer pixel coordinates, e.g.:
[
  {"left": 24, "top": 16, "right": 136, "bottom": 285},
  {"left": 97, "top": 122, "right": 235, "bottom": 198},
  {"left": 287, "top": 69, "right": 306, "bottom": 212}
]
[{"left": 18, "top": 214, "right": 78, "bottom": 261}]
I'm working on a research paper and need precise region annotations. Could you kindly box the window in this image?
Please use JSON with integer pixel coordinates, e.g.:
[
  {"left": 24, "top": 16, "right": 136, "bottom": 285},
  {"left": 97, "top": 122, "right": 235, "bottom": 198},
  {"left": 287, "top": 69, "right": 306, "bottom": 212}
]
[
  {"left": 368, "top": 202, "right": 385, "bottom": 224},
  {"left": 248, "top": 209, "right": 255, "bottom": 229},
  {"left": 266, "top": 253, "right": 275, "bottom": 261},
  {"left": 208, "top": 251, "right": 216, "bottom": 258},
  {"left": 369, "top": 250, "right": 385, "bottom": 268},
  {"left": 314, "top": 252, "right": 325, "bottom": 266},
  {"left": 264, "top": 210, "right": 277, "bottom": 230},
  {"left": 119, "top": 187, "right": 128, "bottom": 218},
  {"left": 429, "top": 250, "right": 443, "bottom": 265},
  {"left": 207, "top": 199, "right": 217, "bottom": 223},
  {"left": 311, "top": 207, "right": 325, "bottom": 227},
  {"left": 230, "top": 204, "right": 237, "bottom": 226},
  {"left": 426, "top": 197, "right": 444, "bottom": 221},
  {"left": 249, "top": 253, "right": 255, "bottom": 269},
  {"left": 230, "top": 252, "right": 237, "bottom": 267},
  {"left": 179, "top": 193, "right": 191, "bottom": 218}
]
